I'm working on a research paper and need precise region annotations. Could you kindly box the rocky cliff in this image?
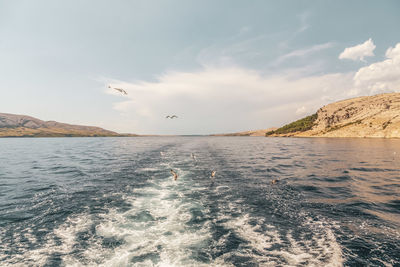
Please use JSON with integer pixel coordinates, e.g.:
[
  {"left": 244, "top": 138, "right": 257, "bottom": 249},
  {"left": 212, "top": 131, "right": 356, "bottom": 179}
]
[
  {"left": 267, "top": 93, "right": 400, "bottom": 138},
  {"left": 0, "top": 113, "right": 121, "bottom": 137}
]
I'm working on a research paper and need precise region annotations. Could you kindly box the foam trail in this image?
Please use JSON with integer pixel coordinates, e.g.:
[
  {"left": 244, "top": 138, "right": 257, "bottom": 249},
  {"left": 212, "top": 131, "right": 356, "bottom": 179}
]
[{"left": 217, "top": 214, "right": 343, "bottom": 266}]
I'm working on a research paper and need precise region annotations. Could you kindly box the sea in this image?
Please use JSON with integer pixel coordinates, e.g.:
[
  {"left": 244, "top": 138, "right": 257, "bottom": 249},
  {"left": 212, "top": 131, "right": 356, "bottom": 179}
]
[{"left": 0, "top": 137, "right": 399, "bottom": 266}]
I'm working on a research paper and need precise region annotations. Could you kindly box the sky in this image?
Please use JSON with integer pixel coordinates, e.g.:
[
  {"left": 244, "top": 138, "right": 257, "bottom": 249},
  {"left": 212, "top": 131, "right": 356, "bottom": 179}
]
[{"left": 0, "top": 0, "right": 399, "bottom": 135}]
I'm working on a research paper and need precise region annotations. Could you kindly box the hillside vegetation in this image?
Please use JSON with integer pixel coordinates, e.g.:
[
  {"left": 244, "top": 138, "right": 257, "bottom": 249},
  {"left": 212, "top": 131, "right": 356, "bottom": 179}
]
[{"left": 266, "top": 114, "right": 317, "bottom": 136}]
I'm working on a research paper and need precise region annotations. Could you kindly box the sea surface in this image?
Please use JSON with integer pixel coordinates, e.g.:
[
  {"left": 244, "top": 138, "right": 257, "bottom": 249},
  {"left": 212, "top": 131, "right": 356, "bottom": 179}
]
[{"left": 0, "top": 137, "right": 399, "bottom": 266}]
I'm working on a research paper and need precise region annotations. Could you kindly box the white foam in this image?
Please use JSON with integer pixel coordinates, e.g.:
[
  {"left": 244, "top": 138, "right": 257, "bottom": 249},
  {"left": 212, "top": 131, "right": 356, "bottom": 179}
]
[
  {"left": 1, "top": 214, "right": 94, "bottom": 267},
  {"left": 57, "top": 171, "right": 218, "bottom": 266},
  {"left": 219, "top": 214, "right": 344, "bottom": 267}
]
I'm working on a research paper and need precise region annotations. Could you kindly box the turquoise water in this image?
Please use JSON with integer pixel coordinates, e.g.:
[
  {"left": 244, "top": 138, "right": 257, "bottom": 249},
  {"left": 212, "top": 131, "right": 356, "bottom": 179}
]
[{"left": 0, "top": 137, "right": 399, "bottom": 266}]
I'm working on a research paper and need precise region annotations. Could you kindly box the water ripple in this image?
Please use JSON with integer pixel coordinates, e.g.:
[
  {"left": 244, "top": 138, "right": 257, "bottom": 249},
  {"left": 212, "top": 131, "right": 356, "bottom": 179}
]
[{"left": 0, "top": 137, "right": 399, "bottom": 266}]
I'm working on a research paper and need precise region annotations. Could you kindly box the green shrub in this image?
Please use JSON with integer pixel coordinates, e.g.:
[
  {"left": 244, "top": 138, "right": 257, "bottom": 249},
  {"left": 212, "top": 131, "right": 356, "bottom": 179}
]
[{"left": 266, "top": 113, "right": 317, "bottom": 136}]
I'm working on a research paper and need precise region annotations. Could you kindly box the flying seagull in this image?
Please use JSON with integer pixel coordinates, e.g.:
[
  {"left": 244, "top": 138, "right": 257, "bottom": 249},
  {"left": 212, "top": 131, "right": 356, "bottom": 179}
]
[
  {"left": 270, "top": 179, "right": 279, "bottom": 185},
  {"left": 170, "top": 169, "right": 178, "bottom": 181},
  {"left": 210, "top": 170, "right": 216, "bottom": 178},
  {"left": 108, "top": 85, "right": 127, "bottom": 95},
  {"left": 166, "top": 115, "right": 178, "bottom": 119}
]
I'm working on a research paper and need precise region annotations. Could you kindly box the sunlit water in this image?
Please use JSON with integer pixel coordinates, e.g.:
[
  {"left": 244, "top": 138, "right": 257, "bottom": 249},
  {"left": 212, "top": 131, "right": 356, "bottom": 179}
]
[{"left": 0, "top": 137, "right": 399, "bottom": 266}]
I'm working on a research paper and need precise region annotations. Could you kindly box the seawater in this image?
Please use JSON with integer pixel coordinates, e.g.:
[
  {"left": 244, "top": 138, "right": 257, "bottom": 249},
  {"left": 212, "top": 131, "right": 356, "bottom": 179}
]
[{"left": 0, "top": 137, "right": 399, "bottom": 266}]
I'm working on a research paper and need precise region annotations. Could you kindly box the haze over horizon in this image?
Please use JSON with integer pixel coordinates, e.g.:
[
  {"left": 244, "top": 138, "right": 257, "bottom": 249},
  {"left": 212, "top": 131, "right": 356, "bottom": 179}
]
[{"left": 1, "top": 0, "right": 399, "bottom": 135}]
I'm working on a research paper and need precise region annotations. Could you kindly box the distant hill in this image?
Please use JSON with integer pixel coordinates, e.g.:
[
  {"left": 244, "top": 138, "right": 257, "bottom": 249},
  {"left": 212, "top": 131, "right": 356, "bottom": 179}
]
[
  {"left": 266, "top": 93, "right": 400, "bottom": 138},
  {"left": 212, "top": 128, "right": 277, "bottom": 137},
  {"left": 0, "top": 113, "right": 128, "bottom": 137}
]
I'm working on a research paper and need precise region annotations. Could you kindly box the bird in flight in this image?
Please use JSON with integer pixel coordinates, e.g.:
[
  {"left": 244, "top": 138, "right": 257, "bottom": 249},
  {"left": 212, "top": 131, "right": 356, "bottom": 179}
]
[
  {"left": 166, "top": 115, "right": 178, "bottom": 119},
  {"left": 108, "top": 85, "right": 127, "bottom": 95},
  {"left": 270, "top": 179, "right": 279, "bottom": 185},
  {"left": 170, "top": 169, "right": 178, "bottom": 181},
  {"left": 210, "top": 170, "right": 216, "bottom": 178}
]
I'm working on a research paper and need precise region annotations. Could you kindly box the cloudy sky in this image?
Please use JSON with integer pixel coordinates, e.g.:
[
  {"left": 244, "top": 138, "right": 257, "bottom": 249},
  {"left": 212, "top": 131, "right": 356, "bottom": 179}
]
[{"left": 1, "top": 0, "right": 399, "bottom": 134}]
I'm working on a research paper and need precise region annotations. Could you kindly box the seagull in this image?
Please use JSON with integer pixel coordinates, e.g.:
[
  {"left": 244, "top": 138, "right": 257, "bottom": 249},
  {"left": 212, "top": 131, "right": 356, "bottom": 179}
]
[
  {"left": 108, "top": 85, "right": 127, "bottom": 95},
  {"left": 210, "top": 171, "right": 216, "bottom": 178},
  {"left": 160, "top": 151, "right": 165, "bottom": 156},
  {"left": 166, "top": 115, "right": 178, "bottom": 119},
  {"left": 191, "top": 153, "right": 196, "bottom": 161},
  {"left": 270, "top": 179, "right": 279, "bottom": 185},
  {"left": 170, "top": 169, "right": 178, "bottom": 181}
]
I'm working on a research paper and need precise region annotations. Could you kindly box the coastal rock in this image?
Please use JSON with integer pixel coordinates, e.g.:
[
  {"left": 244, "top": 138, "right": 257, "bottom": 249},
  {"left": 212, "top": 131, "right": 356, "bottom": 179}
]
[{"left": 269, "top": 93, "right": 400, "bottom": 138}]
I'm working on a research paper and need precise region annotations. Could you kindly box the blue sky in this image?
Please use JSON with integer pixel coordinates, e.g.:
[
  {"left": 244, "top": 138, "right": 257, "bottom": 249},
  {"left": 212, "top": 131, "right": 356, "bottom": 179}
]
[{"left": 1, "top": 0, "right": 399, "bottom": 134}]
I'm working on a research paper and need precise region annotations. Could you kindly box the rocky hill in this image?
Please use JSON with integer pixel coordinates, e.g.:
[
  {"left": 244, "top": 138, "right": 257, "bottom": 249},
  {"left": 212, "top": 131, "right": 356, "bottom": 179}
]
[
  {"left": 0, "top": 113, "right": 122, "bottom": 137},
  {"left": 266, "top": 93, "right": 400, "bottom": 138}
]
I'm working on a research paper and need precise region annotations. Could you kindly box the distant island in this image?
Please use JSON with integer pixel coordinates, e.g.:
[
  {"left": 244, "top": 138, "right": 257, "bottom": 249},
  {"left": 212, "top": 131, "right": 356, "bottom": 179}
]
[
  {"left": 0, "top": 113, "right": 135, "bottom": 137},
  {"left": 266, "top": 92, "right": 400, "bottom": 138},
  {"left": 211, "top": 128, "right": 277, "bottom": 137}
]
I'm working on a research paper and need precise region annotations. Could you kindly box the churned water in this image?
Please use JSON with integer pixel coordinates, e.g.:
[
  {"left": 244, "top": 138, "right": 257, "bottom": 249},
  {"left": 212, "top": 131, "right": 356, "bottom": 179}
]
[{"left": 0, "top": 137, "right": 399, "bottom": 266}]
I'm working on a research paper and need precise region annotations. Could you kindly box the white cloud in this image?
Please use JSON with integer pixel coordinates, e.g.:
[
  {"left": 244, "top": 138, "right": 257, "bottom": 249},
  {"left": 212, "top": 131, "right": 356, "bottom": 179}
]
[
  {"left": 339, "top": 38, "right": 376, "bottom": 61},
  {"left": 105, "top": 67, "right": 353, "bottom": 134},
  {"left": 276, "top": 42, "right": 334, "bottom": 64},
  {"left": 296, "top": 11, "right": 310, "bottom": 34},
  {"left": 353, "top": 43, "right": 400, "bottom": 94},
  {"left": 386, "top": 43, "right": 400, "bottom": 58},
  {"left": 105, "top": 42, "right": 400, "bottom": 135}
]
